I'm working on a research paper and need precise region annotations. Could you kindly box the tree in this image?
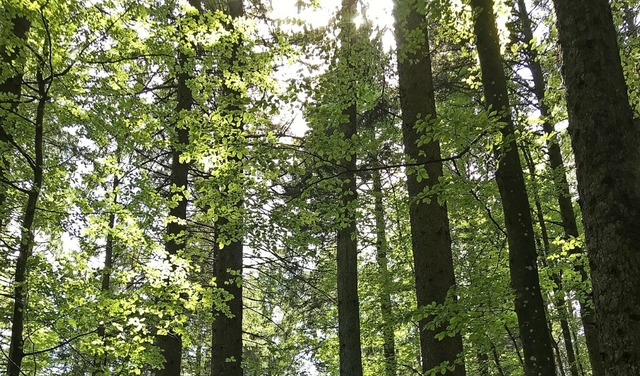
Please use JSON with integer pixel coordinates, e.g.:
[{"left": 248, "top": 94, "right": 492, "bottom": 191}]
[
  {"left": 392, "top": 0, "right": 466, "bottom": 374},
  {"left": 551, "top": 0, "right": 640, "bottom": 374},
  {"left": 210, "top": 1, "right": 246, "bottom": 375},
  {"left": 335, "top": 1, "right": 364, "bottom": 375},
  {"left": 469, "top": 0, "right": 556, "bottom": 374},
  {"left": 512, "top": 1, "right": 604, "bottom": 374}
]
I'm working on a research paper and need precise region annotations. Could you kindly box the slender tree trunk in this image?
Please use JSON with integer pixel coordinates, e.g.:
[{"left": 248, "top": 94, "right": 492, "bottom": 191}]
[
  {"left": 8, "top": 70, "right": 46, "bottom": 376},
  {"left": 334, "top": 1, "right": 363, "bottom": 375},
  {"left": 392, "top": 0, "right": 466, "bottom": 374},
  {"left": 522, "top": 147, "right": 579, "bottom": 376},
  {"left": 0, "top": 13, "right": 31, "bottom": 230},
  {"left": 210, "top": 2, "right": 245, "bottom": 375},
  {"left": 490, "top": 341, "right": 506, "bottom": 376},
  {"left": 551, "top": 1, "right": 640, "bottom": 374},
  {"left": 93, "top": 174, "right": 119, "bottom": 376},
  {"left": 504, "top": 324, "right": 524, "bottom": 369},
  {"left": 372, "top": 170, "right": 396, "bottom": 376},
  {"left": 515, "top": 2, "right": 605, "bottom": 373},
  {"left": 470, "top": 0, "right": 556, "bottom": 374}
]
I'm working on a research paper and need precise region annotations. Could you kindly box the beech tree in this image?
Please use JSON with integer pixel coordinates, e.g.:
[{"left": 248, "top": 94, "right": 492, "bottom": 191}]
[
  {"left": 552, "top": 0, "right": 640, "bottom": 374},
  {"left": 3, "top": 0, "right": 640, "bottom": 375},
  {"left": 469, "top": 0, "right": 556, "bottom": 374},
  {"left": 392, "top": 0, "right": 466, "bottom": 374}
]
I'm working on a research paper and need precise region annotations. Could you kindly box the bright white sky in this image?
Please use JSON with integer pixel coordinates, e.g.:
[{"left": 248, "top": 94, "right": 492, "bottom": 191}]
[{"left": 266, "top": 0, "right": 396, "bottom": 138}]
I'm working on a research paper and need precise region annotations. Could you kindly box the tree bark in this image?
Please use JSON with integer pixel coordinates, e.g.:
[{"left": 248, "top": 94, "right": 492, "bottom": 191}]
[
  {"left": 154, "top": 12, "right": 194, "bottom": 376},
  {"left": 551, "top": 0, "right": 640, "bottom": 374},
  {"left": 211, "top": 224, "right": 243, "bottom": 376},
  {"left": 8, "top": 70, "right": 46, "bottom": 376},
  {"left": 210, "top": 1, "right": 245, "bottom": 375},
  {"left": 515, "top": 2, "right": 605, "bottom": 373},
  {"left": 392, "top": 1, "right": 466, "bottom": 374},
  {"left": 334, "top": 1, "right": 364, "bottom": 375},
  {"left": 372, "top": 170, "right": 397, "bottom": 376},
  {"left": 470, "top": 0, "right": 556, "bottom": 374}
]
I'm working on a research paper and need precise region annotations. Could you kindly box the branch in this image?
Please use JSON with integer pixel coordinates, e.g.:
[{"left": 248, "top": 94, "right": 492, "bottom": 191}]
[{"left": 23, "top": 329, "right": 98, "bottom": 357}]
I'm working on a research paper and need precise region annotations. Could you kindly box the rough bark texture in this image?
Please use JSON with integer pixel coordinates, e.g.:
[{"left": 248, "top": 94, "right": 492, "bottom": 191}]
[
  {"left": 210, "top": 1, "right": 245, "bottom": 375},
  {"left": 335, "top": 1, "right": 363, "bottom": 375},
  {"left": 393, "top": 1, "right": 465, "bottom": 374},
  {"left": 552, "top": 1, "right": 640, "bottom": 375},
  {"left": 8, "top": 71, "right": 46, "bottom": 376},
  {"left": 515, "top": 2, "right": 604, "bottom": 373},
  {"left": 470, "top": 0, "right": 556, "bottom": 374},
  {"left": 373, "top": 170, "right": 397, "bottom": 376}
]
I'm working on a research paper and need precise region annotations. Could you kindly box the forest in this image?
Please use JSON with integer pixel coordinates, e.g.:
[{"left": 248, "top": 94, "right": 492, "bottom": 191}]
[{"left": 1, "top": 0, "right": 639, "bottom": 375}]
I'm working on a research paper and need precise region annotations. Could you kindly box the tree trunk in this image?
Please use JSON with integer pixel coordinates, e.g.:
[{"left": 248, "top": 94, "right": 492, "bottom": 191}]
[
  {"left": 210, "top": 2, "right": 245, "bottom": 375},
  {"left": 372, "top": 170, "right": 397, "bottom": 376},
  {"left": 522, "top": 146, "right": 579, "bottom": 376},
  {"left": 154, "top": 13, "right": 194, "bottom": 376},
  {"left": 93, "top": 174, "right": 119, "bottom": 376},
  {"left": 0, "top": 12, "right": 31, "bottom": 230},
  {"left": 515, "top": 2, "right": 605, "bottom": 373},
  {"left": 8, "top": 70, "right": 46, "bottom": 376},
  {"left": 470, "top": 0, "right": 556, "bottom": 374},
  {"left": 392, "top": 1, "right": 466, "bottom": 374},
  {"left": 490, "top": 341, "right": 506, "bottom": 376},
  {"left": 551, "top": 1, "right": 640, "bottom": 374},
  {"left": 335, "top": 1, "right": 363, "bottom": 375},
  {"left": 211, "top": 226, "right": 243, "bottom": 376}
]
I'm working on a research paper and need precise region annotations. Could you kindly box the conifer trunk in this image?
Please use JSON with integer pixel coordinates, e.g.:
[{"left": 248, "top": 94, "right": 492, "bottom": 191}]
[
  {"left": 334, "top": 1, "right": 364, "bottom": 375},
  {"left": 515, "top": 2, "right": 604, "bottom": 373},
  {"left": 210, "top": 1, "right": 245, "bottom": 375},
  {"left": 392, "top": 1, "right": 465, "bottom": 374},
  {"left": 211, "top": 226, "right": 243, "bottom": 376},
  {"left": 470, "top": 0, "right": 556, "bottom": 374},
  {"left": 372, "top": 170, "right": 397, "bottom": 376},
  {"left": 154, "top": 15, "right": 194, "bottom": 376},
  {"left": 551, "top": 1, "right": 640, "bottom": 374}
]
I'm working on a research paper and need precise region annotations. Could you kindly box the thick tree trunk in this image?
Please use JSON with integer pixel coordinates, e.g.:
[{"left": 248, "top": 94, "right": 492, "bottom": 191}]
[
  {"left": 470, "top": 0, "right": 556, "bottom": 374},
  {"left": 335, "top": 1, "right": 363, "bottom": 375},
  {"left": 336, "top": 103, "right": 363, "bottom": 376},
  {"left": 372, "top": 170, "right": 397, "bottom": 376},
  {"left": 8, "top": 70, "right": 46, "bottom": 376},
  {"left": 515, "top": 2, "right": 605, "bottom": 373},
  {"left": 211, "top": 230, "right": 243, "bottom": 376},
  {"left": 210, "top": 2, "right": 245, "bottom": 375},
  {"left": 392, "top": 1, "right": 466, "bottom": 374},
  {"left": 551, "top": 1, "right": 640, "bottom": 374}
]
